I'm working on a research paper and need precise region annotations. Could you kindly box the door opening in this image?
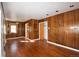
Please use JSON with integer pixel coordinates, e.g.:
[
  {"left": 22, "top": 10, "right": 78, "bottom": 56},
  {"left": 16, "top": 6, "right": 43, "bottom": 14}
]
[{"left": 39, "top": 21, "right": 48, "bottom": 41}]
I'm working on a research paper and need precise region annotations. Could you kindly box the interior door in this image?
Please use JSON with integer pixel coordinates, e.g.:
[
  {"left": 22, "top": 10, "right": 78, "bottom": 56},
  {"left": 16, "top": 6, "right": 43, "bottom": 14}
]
[{"left": 39, "top": 22, "right": 44, "bottom": 40}]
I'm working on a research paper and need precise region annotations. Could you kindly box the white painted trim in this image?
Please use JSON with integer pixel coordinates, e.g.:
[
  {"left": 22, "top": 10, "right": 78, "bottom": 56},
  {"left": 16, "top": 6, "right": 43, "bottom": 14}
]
[
  {"left": 44, "top": 21, "right": 48, "bottom": 40},
  {"left": 6, "top": 36, "right": 25, "bottom": 40},
  {"left": 47, "top": 41, "right": 79, "bottom": 52}
]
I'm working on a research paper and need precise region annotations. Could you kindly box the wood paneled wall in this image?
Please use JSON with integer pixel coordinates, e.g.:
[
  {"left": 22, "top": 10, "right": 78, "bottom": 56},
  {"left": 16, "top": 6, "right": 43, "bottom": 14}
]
[
  {"left": 5, "top": 21, "right": 25, "bottom": 38},
  {"left": 47, "top": 9, "right": 79, "bottom": 49},
  {"left": 25, "top": 19, "right": 39, "bottom": 39},
  {"left": 25, "top": 23, "right": 29, "bottom": 39}
]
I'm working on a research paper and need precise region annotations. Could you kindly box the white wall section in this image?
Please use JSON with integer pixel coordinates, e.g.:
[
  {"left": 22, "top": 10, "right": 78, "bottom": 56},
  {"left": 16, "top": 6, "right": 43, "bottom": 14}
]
[{"left": 2, "top": 2, "right": 79, "bottom": 22}]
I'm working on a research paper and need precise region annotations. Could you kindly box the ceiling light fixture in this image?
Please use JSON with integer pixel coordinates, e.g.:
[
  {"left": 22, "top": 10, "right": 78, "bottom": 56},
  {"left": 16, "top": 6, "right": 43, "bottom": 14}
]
[
  {"left": 46, "top": 14, "right": 49, "bottom": 16},
  {"left": 69, "top": 5, "right": 74, "bottom": 8},
  {"left": 56, "top": 10, "right": 59, "bottom": 12}
]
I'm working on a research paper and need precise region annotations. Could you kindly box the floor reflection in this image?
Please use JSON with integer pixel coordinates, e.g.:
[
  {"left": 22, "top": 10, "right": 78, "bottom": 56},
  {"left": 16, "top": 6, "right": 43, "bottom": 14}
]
[{"left": 11, "top": 42, "right": 17, "bottom": 53}]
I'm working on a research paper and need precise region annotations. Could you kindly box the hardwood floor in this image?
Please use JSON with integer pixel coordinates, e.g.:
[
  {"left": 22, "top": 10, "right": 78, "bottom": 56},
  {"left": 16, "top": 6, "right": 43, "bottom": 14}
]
[{"left": 4, "top": 38, "right": 79, "bottom": 57}]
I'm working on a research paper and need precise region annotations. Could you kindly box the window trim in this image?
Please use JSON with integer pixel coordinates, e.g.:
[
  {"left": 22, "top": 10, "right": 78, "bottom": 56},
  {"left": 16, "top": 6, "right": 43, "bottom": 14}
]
[{"left": 10, "top": 23, "right": 17, "bottom": 33}]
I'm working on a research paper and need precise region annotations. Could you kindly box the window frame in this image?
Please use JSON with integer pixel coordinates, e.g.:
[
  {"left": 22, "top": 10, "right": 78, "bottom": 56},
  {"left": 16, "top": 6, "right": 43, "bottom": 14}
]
[{"left": 10, "top": 23, "right": 17, "bottom": 33}]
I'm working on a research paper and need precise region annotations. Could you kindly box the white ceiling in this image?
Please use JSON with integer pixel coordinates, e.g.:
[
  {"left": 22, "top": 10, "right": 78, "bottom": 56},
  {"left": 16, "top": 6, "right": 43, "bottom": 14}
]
[{"left": 3, "top": 2, "right": 79, "bottom": 22}]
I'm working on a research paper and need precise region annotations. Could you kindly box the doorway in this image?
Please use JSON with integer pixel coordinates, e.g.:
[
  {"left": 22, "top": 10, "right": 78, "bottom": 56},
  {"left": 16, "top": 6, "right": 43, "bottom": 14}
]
[
  {"left": 44, "top": 21, "right": 48, "bottom": 41},
  {"left": 39, "top": 21, "right": 48, "bottom": 41},
  {"left": 25, "top": 23, "right": 29, "bottom": 39}
]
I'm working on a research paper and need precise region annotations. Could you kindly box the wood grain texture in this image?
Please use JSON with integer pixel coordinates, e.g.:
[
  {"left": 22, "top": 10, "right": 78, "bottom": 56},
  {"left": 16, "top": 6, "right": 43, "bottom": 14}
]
[
  {"left": 4, "top": 38, "right": 79, "bottom": 57},
  {"left": 74, "top": 9, "right": 79, "bottom": 49},
  {"left": 5, "top": 21, "right": 25, "bottom": 38},
  {"left": 47, "top": 9, "right": 79, "bottom": 49},
  {"left": 25, "top": 19, "right": 39, "bottom": 39}
]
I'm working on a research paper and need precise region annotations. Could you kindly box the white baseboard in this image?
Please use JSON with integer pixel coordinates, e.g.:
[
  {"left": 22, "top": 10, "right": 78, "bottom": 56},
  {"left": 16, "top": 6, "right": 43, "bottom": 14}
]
[
  {"left": 6, "top": 36, "right": 25, "bottom": 40},
  {"left": 47, "top": 41, "right": 79, "bottom": 52},
  {"left": 6, "top": 37, "right": 79, "bottom": 52}
]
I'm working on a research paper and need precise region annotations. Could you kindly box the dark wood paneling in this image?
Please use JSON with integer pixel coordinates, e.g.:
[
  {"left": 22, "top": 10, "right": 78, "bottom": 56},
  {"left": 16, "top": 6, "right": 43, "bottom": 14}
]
[
  {"left": 39, "top": 19, "right": 47, "bottom": 23},
  {"left": 47, "top": 9, "right": 79, "bottom": 49},
  {"left": 56, "top": 14, "right": 64, "bottom": 44},
  {"left": 25, "top": 19, "right": 39, "bottom": 39},
  {"left": 5, "top": 21, "right": 25, "bottom": 38},
  {"left": 48, "top": 16, "right": 58, "bottom": 43},
  {"left": 74, "top": 9, "right": 79, "bottom": 49},
  {"left": 64, "top": 10, "right": 75, "bottom": 48}
]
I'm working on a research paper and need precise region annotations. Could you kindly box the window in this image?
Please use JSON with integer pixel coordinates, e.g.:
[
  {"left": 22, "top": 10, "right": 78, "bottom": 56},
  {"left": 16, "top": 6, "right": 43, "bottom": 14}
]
[{"left": 10, "top": 25, "right": 17, "bottom": 33}]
